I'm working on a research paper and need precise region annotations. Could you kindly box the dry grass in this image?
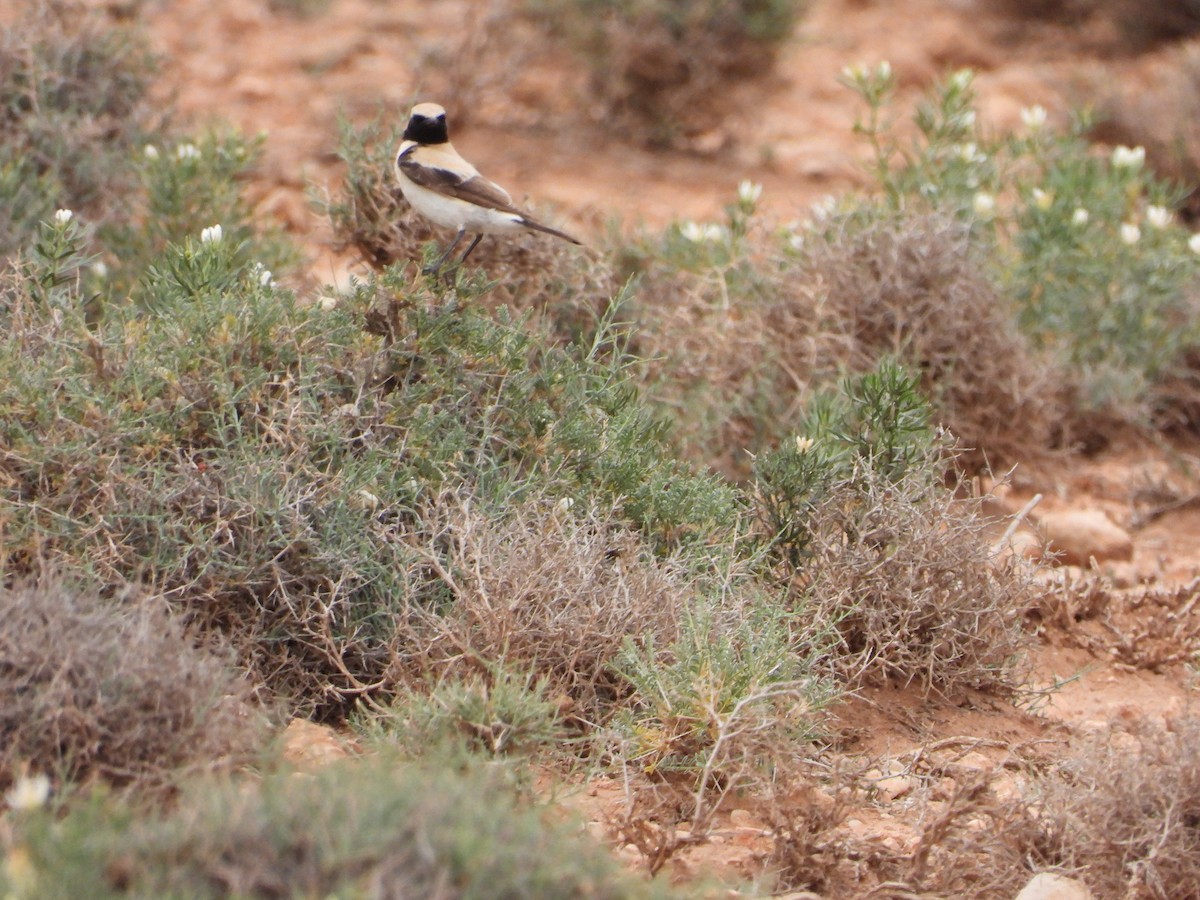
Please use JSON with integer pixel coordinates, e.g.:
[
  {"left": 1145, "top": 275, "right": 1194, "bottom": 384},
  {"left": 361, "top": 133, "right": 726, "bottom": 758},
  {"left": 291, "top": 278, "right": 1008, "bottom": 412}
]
[
  {"left": 392, "top": 492, "right": 689, "bottom": 722},
  {"left": 0, "top": 576, "right": 266, "bottom": 792},
  {"left": 1034, "top": 715, "right": 1200, "bottom": 898},
  {"left": 799, "top": 467, "right": 1038, "bottom": 693}
]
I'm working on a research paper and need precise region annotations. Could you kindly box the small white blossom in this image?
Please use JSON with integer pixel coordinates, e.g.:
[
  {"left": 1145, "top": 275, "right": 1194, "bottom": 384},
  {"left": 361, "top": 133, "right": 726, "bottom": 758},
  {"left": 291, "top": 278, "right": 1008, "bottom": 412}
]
[
  {"left": 176, "top": 143, "right": 201, "bottom": 161},
  {"left": 810, "top": 195, "right": 837, "bottom": 222},
  {"left": 1111, "top": 145, "right": 1145, "bottom": 170},
  {"left": 91, "top": 260, "right": 108, "bottom": 279},
  {"left": 841, "top": 62, "right": 869, "bottom": 82},
  {"left": 554, "top": 497, "right": 575, "bottom": 516},
  {"left": 6, "top": 774, "right": 50, "bottom": 811},
  {"left": 1071, "top": 207, "right": 1090, "bottom": 227},
  {"left": 251, "top": 262, "right": 273, "bottom": 287},
  {"left": 949, "top": 69, "right": 974, "bottom": 91},
  {"left": 972, "top": 191, "right": 996, "bottom": 218},
  {"left": 1120, "top": 222, "right": 1141, "bottom": 245},
  {"left": 788, "top": 233, "right": 805, "bottom": 251},
  {"left": 1020, "top": 104, "right": 1048, "bottom": 131},
  {"left": 1031, "top": 188, "right": 1053, "bottom": 210},
  {"left": 794, "top": 435, "right": 815, "bottom": 454},
  {"left": 53, "top": 208, "right": 73, "bottom": 225},
  {"left": 737, "top": 180, "right": 763, "bottom": 205},
  {"left": 877, "top": 61, "right": 892, "bottom": 81},
  {"left": 200, "top": 224, "right": 223, "bottom": 244},
  {"left": 318, "top": 295, "right": 338, "bottom": 311},
  {"left": 680, "top": 221, "right": 724, "bottom": 243},
  {"left": 954, "top": 142, "right": 986, "bottom": 164},
  {"left": 1188, "top": 233, "right": 1200, "bottom": 254},
  {"left": 143, "top": 144, "right": 160, "bottom": 160},
  {"left": 1146, "top": 205, "right": 1172, "bottom": 229}
]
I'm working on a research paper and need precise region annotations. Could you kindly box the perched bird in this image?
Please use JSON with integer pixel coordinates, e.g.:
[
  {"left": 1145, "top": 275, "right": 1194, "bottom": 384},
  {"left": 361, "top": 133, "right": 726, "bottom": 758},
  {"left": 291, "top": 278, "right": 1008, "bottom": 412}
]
[{"left": 394, "top": 102, "right": 581, "bottom": 275}]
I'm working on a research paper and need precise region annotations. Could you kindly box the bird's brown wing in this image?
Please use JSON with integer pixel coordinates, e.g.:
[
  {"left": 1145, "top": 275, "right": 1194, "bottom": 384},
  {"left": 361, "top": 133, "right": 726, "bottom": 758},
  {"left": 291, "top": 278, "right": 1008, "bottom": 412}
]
[{"left": 397, "top": 155, "right": 521, "bottom": 215}]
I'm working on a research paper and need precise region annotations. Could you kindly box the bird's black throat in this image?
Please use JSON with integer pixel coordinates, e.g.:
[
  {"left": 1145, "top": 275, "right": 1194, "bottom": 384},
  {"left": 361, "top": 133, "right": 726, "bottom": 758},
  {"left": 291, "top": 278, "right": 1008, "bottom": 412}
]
[{"left": 403, "top": 115, "right": 449, "bottom": 145}]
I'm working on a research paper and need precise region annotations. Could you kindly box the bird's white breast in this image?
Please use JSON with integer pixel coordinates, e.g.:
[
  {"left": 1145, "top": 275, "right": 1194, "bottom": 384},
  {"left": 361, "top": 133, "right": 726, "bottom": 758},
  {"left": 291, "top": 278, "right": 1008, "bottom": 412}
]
[{"left": 397, "top": 173, "right": 526, "bottom": 235}]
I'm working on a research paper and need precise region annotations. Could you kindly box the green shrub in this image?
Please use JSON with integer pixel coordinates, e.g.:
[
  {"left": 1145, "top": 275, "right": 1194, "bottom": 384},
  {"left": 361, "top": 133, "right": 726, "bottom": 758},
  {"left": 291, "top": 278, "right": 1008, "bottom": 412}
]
[
  {"left": 844, "top": 64, "right": 1200, "bottom": 426},
  {"left": 3, "top": 756, "right": 677, "bottom": 899},
  {"left": 612, "top": 598, "right": 836, "bottom": 784},
  {"left": 0, "top": 2, "right": 158, "bottom": 258},
  {"left": 0, "top": 232, "right": 737, "bottom": 715}
]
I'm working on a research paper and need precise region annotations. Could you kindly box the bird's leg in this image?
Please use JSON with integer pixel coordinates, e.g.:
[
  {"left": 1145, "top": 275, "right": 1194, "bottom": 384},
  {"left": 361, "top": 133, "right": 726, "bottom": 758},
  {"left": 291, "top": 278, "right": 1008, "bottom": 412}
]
[
  {"left": 424, "top": 229, "right": 465, "bottom": 276},
  {"left": 458, "top": 234, "right": 484, "bottom": 265}
]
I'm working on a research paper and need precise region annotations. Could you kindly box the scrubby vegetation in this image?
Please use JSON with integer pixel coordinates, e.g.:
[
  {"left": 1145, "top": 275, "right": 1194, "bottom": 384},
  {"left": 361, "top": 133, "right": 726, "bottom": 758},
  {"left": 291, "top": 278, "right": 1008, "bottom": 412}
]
[
  {"left": 7, "top": 1, "right": 1200, "bottom": 895},
  {"left": 522, "top": 0, "right": 808, "bottom": 145}
]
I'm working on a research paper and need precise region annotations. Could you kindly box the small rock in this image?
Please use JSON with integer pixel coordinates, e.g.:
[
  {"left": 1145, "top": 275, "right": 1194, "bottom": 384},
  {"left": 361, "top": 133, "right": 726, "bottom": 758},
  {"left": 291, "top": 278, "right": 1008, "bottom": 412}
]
[
  {"left": 875, "top": 774, "right": 915, "bottom": 802},
  {"left": 1013, "top": 872, "right": 1095, "bottom": 900},
  {"left": 1037, "top": 509, "right": 1132, "bottom": 567}
]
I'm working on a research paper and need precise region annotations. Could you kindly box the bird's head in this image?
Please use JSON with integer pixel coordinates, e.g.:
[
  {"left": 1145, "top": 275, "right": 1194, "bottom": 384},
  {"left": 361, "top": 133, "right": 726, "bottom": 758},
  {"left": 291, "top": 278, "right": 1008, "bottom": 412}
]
[{"left": 404, "top": 102, "right": 449, "bottom": 145}]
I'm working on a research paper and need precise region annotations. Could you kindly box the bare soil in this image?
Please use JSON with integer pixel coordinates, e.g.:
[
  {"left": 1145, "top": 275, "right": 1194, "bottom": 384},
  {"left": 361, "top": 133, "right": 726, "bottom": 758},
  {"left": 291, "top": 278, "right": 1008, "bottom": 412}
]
[{"left": 144, "top": 0, "right": 1200, "bottom": 892}]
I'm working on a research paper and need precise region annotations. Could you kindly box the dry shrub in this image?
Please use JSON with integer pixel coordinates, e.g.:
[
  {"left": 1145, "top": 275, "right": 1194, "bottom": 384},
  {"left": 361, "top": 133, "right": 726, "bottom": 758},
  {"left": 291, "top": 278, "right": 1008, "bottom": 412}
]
[
  {"left": 989, "top": 0, "right": 1200, "bottom": 51},
  {"left": 796, "top": 210, "right": 1064, "bottom": 471},
  {"left": 395, "top": 493, "right": 688, "bottom": 720},
  {"left": 1035, "top": 715, "right": 1200, "bottom": 898},
  {"left": 802, "top": 468, "right": 1037, "bottom": 693},
  {"left": 630, "top": 255, "right": 810, "bottom": 480},
  {"left": 0, "top": 577, "right": 266, "bottom": 792},
  {"left": 1039, "top": 572, "right": 1200, "bottom": 671},
  {"left": 532, "top": 0, "right": 805, "bottom": 147}
]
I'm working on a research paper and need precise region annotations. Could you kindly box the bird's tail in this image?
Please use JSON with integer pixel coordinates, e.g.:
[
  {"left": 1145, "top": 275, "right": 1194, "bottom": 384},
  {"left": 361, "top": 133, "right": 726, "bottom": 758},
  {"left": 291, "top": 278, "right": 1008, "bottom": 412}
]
[{"left": 521, "top": 217, "right": 582, "bottom": 245}]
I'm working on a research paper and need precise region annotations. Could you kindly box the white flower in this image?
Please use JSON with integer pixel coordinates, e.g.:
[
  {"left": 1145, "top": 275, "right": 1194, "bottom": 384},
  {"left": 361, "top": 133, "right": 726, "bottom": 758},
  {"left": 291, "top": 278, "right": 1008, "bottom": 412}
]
[
  {"left": 810, "top": 195, "right": 837, "bottom": 222},
  {"left": 841, "top": 62, "right": 869, "bottom": 82},
  {"left": 176, "top": 143, "right": 201, "bottom": 161},
  {"left": 955, "top": 142, "right": 986, "bottom": 164},
  {"left": 143, "top": 144, "right": 160, "bottom": 160},
  {"left": 680, "top": 221, "right": 724, "bottom": 243},
  {"left": 1188, "top": 233, "right": 1200, "bottom": 254},
  {"left": 1031, "top": 188, "right": 1053, "bottom": 210},
  {"left": 53, "top": 208, "right": 73, "bottom": 224},
  {"left": 949, "top": 69, "right": 974, "bottom": 91},
  {"left": 788, "top": 233, "right": 805, "bottom": 251},
  {"left": 875, "top": 60, "right": 892, "bottom": 81},
  {"left": 1146, "top": 205, "right": 1172, "bottom": 229},
  {"left": 737, "top": 180, "right": 763, "bottom": 205},
  {"left": 972, "top": 191, "right": 996, "bottom": 218},
  {"left": 554, "top": 497, "right": 575, "bottom": 516},
  {"left": 91, "top": 260, "right": 109, "bottom": 279},
  {"left": 251, "top": 262, "right": 273, "bottom": 287},
  {"left": 958, "top": 109, "right": 977, "bottom": 128},
  {"left": 794, "top": 435, "right": 815, "bottom": 454},
  {"left": 318, "top": 295, "right": 338, "bottom": 311},
  {"left": 1120, "top": 222, "right": 1141, "bottom": 245},
  {"left": 1020, "top": 104, "right": 1048, "bottom": 131},
  {"left": 200, "top": 224, "right": 223, "bottom": 244},
  {"left": 1071, "top": 207, "right": 1090, "bottom": 227},
  {"left": 1111, "top": 145, "right": 1145, "bottom": 170},
  {"left": 6, "top": 774, "right": 50, "bottom": 811}
]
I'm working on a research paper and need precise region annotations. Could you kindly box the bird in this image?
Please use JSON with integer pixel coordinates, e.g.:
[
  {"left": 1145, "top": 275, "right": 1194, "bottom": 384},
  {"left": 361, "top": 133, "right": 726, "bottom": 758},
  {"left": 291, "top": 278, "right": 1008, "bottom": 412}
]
[{"left": 394, "top": 102, "right": 581, "bottom": 276}]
